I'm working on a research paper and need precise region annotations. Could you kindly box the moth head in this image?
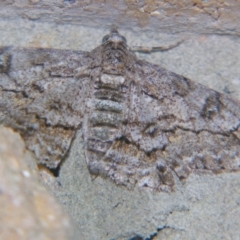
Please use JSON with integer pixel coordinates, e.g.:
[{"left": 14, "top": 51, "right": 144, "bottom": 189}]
[
  {"left": 102, "top": 26, "right": 127, "bottom": 49},
  {"left": 101, "top": 26, "right": 133, "bottom": 75}
]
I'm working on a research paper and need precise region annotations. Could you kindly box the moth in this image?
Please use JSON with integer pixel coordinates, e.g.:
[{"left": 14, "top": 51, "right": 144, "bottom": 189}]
[{"left": 1, "top": 27, "right": 240, "bottom": 191}]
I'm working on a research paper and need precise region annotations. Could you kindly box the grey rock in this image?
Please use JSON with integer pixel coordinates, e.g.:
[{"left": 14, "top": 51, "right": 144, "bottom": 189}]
[
  {"left": 1, "top": 1, "right": 240, "bottom": 239},
  {"left": 0, "top": 126, "right": 82, "bottom": 240},
  {"left": 1, "top": 0, "right": 240, "bottom": 34}
]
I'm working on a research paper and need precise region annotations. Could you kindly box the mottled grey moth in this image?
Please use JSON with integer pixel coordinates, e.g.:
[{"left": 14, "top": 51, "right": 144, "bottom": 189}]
[{"left": 1, "top": 27, "right": 240, "bottom": 191}]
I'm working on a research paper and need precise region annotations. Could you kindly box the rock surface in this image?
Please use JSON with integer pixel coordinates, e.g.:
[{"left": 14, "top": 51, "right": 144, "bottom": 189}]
[
  {"left": 1, "top": 0, "right": 240, "bottom": 33},
  {"left": 1, "top": 1, "right": 240, "bottom": 240},
  {"left": 0, "top": 126, "right": 82, "bottom": 240}
]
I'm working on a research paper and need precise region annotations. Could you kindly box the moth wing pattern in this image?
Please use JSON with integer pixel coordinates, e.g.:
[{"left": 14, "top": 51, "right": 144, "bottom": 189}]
[
  {"left": 131, "top": 60, "right": 240, "bottom": 189},
  {"left": 90, "top": 60, "right": 240, "bottom": 191},
  {"left": 83, "top": 28, "right": 240, "bottom": 191},
  {"left": 1, "top": 27, "right": 240, "bottom": 192},
  {"left": 0, "top": 47, "right": 92, "bottom": 168}
]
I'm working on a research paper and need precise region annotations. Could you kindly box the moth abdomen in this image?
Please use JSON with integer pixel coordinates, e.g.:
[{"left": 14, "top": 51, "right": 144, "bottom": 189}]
[
  {"left": 94, "top": 99, "right": 123, "bottom": 113},
  {"left": 90, "top": 111, "right": 123, "bottom": 127},
  {"left": 94, "top": 89, "right": 125, "bottom": 102},
  {"left": 85, "top": 72, "right": 127, "bottom": 167},
  {"left": 87, "top": 138, "right": 113, "bottom": 153}
]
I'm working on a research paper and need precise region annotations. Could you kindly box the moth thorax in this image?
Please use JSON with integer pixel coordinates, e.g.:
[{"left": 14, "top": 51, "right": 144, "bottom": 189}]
[
  {"left": 102, "top": 47, "right": 127, "bottom": 74},
  {"left": 100, "top": 74, "right": 125, "bottom": 88}
]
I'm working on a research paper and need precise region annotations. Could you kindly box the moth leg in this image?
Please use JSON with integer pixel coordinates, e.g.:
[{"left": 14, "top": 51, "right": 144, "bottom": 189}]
[{"left": 131, "top": 38, "right": 185, "bottom": 53}]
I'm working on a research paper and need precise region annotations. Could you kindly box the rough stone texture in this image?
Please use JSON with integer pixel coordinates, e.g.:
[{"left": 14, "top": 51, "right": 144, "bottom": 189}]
[
  {"left": 1, "top": 1, "right": 240, "bottom": 240},
  {"left": 1, "top": 0, "right": 240, "bottom": 33},
  {"left": 0, "top": 126, "right": 82, "bottom": 240}
]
